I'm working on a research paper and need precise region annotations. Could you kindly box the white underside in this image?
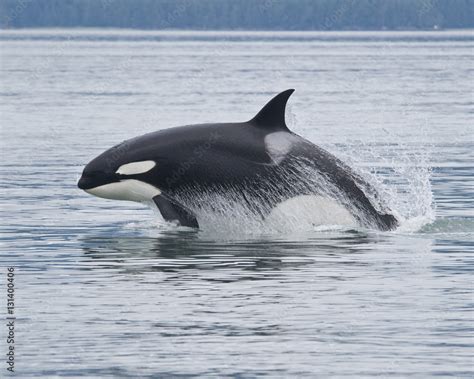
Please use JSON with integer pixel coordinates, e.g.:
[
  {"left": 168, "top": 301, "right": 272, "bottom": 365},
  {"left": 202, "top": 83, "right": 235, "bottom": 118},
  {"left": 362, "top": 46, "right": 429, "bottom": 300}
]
[
  {"left": 85, "top": 181, "right": 356, "bottom": 230},
  {"left": 265, "top": 195, "right": 357, "bottom": 228},
  {"left": 85, "top": 179, "right": 161, "bottom": 202}
]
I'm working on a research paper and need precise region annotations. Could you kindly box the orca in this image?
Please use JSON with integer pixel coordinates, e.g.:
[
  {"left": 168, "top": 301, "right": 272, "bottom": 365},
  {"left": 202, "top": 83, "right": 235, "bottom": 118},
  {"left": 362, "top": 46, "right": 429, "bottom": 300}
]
[{"left": 78, "top": 90, "right": 398, "bottom": 231}]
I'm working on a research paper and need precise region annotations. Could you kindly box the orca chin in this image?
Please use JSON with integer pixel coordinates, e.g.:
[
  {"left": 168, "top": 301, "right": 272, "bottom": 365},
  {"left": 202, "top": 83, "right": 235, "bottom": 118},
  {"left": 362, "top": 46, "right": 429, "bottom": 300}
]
[{"left": 83, "top": 180, "right": 161, "bottom": 202}]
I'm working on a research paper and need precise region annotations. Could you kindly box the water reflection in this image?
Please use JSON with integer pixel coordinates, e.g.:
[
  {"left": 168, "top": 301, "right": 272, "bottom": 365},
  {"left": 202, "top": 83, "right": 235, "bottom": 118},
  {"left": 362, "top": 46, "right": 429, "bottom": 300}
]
[{"left": 79, "top": 229, "right": 375, "bottom": 278}]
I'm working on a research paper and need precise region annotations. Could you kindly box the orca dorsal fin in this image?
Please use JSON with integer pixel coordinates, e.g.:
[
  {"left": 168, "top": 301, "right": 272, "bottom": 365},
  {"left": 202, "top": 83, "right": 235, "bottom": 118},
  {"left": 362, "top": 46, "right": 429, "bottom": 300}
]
[{"left": 251, "top": 89, "right": 294, "bottom": 131}]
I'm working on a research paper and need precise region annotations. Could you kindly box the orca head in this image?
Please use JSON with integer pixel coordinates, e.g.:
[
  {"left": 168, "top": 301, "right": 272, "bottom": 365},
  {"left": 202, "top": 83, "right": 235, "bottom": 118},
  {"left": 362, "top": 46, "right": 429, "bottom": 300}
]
[{"left": 78, "top": 140, "right": 161, "bottom": 202}]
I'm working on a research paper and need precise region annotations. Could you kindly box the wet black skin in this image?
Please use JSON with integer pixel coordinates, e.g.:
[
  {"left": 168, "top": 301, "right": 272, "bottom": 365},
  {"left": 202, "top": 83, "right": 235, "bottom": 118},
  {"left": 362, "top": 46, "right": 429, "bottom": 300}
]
[{"left": 78, "top": 90, "right": 398, "bottom": 230}]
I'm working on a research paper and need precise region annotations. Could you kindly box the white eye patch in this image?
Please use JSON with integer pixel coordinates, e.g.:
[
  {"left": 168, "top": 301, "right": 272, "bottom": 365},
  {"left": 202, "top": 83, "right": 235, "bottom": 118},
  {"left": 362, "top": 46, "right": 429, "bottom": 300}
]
[{"left": 116, "top": 160, "right": 156, "bottom": 175}]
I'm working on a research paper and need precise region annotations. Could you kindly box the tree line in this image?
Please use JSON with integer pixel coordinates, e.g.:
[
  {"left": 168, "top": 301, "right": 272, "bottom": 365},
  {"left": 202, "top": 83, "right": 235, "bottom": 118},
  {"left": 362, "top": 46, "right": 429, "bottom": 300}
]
[{"left": 1, "top": 0, "right": 473, "bottom": 30}]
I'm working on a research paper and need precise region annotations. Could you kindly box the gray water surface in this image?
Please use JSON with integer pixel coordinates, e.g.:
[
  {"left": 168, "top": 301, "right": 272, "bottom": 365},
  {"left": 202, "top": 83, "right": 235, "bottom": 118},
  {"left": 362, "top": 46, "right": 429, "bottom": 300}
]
[{"left": 0, "top": 30, "right": 473, "bottom": 377}]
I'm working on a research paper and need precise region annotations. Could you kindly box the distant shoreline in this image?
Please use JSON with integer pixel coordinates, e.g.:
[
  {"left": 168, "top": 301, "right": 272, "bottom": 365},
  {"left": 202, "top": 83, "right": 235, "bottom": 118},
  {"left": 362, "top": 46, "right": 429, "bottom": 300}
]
[
  {"left": 1, "top": 27, "right": 473, "bottom": 33},
  {"left": 3, "top": 0, "right": 472, "bottom": 31}
]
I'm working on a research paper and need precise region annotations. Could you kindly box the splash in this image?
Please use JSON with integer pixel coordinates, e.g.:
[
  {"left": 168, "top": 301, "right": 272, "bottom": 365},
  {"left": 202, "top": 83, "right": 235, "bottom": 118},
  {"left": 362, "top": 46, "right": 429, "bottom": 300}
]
[
  {"left": 419, "top": 217, "right": 474, "bottom": 236},
  {"left": 328, "top": 135, "right": 435, "bottom": 234}
]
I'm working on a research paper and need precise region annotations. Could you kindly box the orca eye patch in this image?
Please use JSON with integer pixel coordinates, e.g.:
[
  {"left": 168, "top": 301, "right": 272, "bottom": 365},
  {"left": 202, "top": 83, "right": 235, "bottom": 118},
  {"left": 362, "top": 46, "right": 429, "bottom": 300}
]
[{"left": 116, "top": 161, "right": 156, "bottom": 175}]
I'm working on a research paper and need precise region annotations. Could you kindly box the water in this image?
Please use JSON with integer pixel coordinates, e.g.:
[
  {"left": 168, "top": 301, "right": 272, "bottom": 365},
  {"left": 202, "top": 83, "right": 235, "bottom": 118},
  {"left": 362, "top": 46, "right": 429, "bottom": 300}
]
[{"left": 0, "top": 29, "right": 473, "bottom": 377}]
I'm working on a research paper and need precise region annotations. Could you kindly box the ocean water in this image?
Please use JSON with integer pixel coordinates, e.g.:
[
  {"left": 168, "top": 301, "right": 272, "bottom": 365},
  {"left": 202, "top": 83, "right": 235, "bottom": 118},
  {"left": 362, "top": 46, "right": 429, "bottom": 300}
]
[{"left": 0, "top": 29, "right": 473, "bottom": 377}]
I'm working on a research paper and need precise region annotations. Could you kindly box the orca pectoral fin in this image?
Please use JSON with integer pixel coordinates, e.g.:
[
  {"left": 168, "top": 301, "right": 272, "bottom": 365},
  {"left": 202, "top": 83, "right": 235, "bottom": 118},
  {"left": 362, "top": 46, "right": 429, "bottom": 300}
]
[{"left": 153, "top": 195, "right": 199, "bottom": 228}]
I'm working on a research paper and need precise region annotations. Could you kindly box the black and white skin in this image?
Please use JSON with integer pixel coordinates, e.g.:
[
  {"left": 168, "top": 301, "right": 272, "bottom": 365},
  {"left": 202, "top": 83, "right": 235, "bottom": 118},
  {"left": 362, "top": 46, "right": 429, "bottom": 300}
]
[{"left": 78, "top": 90, "right": 398, "bottom": 231}]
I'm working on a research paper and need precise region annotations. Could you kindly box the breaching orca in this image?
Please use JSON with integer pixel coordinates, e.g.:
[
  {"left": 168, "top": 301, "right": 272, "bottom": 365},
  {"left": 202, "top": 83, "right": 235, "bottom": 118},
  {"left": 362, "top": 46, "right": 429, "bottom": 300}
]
[{"left": 78, "top": 90, "right": 398, "bottom": 231}]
